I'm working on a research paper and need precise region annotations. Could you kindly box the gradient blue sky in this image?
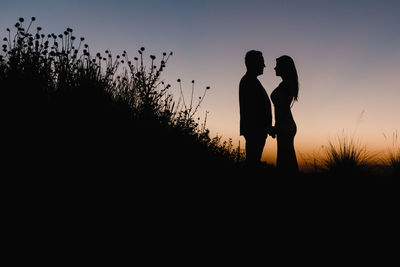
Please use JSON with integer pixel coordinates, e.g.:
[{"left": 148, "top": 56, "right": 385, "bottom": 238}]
[{"left": 1, "top": 0, "right": 399, "bottom": 164}]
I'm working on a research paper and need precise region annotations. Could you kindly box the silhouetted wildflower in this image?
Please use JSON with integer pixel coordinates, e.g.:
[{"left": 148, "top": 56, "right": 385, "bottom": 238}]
[{"left": 0, "top": 17, "right": 244, "bottom": 174}]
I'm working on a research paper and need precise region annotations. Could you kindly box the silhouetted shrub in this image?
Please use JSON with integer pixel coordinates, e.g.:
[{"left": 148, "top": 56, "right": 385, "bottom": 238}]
[
  {"left": 0, "top": 17, "right": 244, "bottom": 177},
  {"left": 324, "top": 133, "right": 374, "bottom": 177}
]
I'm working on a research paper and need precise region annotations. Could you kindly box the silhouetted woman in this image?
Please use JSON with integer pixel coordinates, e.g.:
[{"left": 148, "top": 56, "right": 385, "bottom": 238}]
[{"left": 271, "top": 55, "right": 299, "bottom": 174}]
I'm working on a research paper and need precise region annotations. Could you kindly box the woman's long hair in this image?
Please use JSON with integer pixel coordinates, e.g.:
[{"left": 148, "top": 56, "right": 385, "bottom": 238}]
[{"left": 277, "top": 55, "right": 298, "bottom": 104}]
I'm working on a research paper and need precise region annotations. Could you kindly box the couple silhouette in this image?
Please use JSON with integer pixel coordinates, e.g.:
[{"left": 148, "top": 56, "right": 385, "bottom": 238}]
[{"left": 239, "top": 50, "right": 299, "bottom": 174}]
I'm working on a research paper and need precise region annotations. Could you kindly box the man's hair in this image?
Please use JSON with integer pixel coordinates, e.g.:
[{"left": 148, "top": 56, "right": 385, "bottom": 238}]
[{"left": 245, "top": 50, "right": 263, "bottom": 68}]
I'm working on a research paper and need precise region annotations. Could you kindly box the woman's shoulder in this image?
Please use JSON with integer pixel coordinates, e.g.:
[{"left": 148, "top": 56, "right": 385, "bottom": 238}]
[
  {"left": 279, "top": 80, "right": 295, "bottom": 88},
  {"left": 272, "top": 82, "right": 293, "bottom": 103},
  {"left": 279, "top": 81, "right": 296, "bottom": 94}
]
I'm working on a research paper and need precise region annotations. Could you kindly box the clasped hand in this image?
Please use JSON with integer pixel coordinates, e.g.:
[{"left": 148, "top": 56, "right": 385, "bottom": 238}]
[{"left": 268, "top": 126, "right": 276, "bottom": 139}]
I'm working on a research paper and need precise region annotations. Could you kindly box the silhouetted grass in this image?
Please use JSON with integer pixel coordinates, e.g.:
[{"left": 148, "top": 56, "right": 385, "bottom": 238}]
[
  {"left": 0, "top": 17, "right": 244, "bottom": 178},
  {"left": 323, "top": 133, "right": 374, "bottom": 177},
  {"left": 298, "top": 132, "right": 398, "bottom": 179},
  {"left": 383, "top": 130, "right": 400, "bottom": 177}
]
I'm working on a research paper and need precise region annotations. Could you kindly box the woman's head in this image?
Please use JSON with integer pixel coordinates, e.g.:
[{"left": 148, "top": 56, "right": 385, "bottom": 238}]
[{"left": 274, "top": 55, "right": 298, "bottom": 102}]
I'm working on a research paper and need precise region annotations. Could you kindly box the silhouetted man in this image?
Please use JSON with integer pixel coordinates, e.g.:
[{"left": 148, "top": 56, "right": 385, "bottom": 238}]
[{"left": 239, "top": 50, "right": 273, "bottom": 166}]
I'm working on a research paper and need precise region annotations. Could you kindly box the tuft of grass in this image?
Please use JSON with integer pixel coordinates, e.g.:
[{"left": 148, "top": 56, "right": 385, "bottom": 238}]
[
  {"left": 298, "top": 147, "right": 325, "bottom": 174},
  {"left": 383, "top": 130, "right": 400, "bottom": 177},
  {"left": 324, "top": 133, "right": 374, "bottom": 176}
]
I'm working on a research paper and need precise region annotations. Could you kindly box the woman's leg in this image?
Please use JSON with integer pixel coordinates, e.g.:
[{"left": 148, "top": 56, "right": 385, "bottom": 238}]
[{"left": 277, "top": 125, "right": 298, "bottom": 173}]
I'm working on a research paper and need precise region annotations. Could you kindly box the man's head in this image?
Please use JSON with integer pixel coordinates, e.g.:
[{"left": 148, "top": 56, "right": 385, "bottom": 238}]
[{"left": 245, "top": 50, "right": 265, "bottom": 76}]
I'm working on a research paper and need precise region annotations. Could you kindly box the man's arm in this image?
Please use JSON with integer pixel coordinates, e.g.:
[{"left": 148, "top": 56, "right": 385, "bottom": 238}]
[{"left": 239, "top": 78, "right": 255, "bottom": 133}]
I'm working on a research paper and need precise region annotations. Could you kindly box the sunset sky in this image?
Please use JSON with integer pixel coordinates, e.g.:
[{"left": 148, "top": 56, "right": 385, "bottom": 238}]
[{"left": 1, "top": 0, "right": 399, "bottom": 166}]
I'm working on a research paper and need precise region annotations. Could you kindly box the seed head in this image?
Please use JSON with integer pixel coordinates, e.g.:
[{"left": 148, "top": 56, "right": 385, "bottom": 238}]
[{"left": 19, "top": 18, "right": 24, "bottom": 23}]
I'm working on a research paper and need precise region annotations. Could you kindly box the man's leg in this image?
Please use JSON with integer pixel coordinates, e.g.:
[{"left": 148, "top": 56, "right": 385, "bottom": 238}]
[{"left": 245, "top": 134, "right": 267, "bottom": 166}]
